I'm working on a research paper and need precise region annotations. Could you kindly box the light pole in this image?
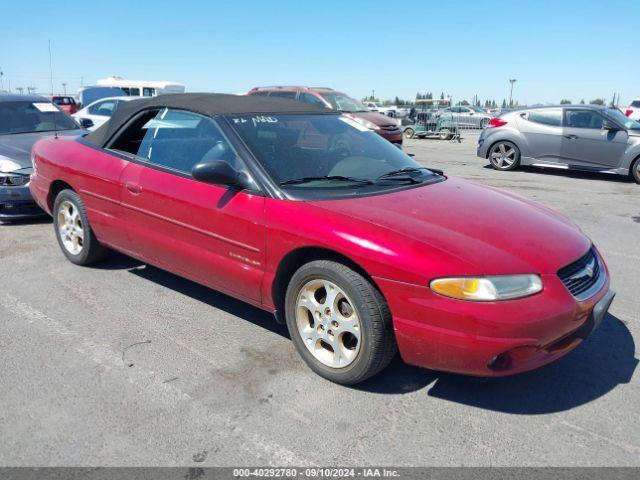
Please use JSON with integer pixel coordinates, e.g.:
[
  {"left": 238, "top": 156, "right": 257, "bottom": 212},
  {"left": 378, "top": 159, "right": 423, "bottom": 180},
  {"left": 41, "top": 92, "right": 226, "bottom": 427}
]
[
  {"left": 62, "top": 82, "right": 67, "bottom": 95},
  {"left": 508, "top": 79, "right": 517, "bottom": 107},
  {"left": 0, "top": 67, "right": 3, "bottom": 92}
]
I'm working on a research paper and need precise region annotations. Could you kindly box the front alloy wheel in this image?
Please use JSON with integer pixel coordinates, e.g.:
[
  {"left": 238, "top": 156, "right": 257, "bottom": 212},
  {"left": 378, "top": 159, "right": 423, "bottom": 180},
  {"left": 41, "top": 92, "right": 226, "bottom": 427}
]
[
  {"left": 489, "top": 141, "right": 520, "bottom": 171},
  {"left": 285, "top": 260, "right": 396, "bottom": 384},
  {"left": 295, "top": 279, "right": 361, "bottom": 368}
]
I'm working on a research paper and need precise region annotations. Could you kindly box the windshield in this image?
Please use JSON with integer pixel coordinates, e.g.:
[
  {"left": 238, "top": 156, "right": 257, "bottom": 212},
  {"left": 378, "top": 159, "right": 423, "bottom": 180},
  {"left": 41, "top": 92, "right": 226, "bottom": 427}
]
[
  {"left": 319, "top": 92, "right": 368, "bottom": 112},
  {"left": 0, "top": 101, "right": 79, "bottom": 135},
  {"left": 228, "top": 114, "right": 439, "bottom": 193},
  {"left": 604, "top": 108, "right": 640, "bottom": 130}
]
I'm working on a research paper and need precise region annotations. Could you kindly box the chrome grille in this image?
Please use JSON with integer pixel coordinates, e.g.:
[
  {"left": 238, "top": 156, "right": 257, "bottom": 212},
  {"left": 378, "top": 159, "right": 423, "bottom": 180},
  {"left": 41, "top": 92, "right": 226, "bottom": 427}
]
[{"left": 557, "top": 247, "right": 604, "bottom": 300}]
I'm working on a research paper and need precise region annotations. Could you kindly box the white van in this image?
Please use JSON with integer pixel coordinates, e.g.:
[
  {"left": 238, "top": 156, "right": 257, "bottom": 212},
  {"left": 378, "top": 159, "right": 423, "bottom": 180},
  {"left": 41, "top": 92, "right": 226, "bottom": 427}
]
[{"left": 96, "top": 77, "right": 186, "bottom": 97}]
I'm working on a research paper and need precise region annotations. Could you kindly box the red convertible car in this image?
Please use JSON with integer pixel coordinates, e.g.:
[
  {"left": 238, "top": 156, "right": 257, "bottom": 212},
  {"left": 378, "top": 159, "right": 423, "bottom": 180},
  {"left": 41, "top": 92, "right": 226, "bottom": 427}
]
[{"left": 30, "top": 94, "right": 614, "bottom": 384}]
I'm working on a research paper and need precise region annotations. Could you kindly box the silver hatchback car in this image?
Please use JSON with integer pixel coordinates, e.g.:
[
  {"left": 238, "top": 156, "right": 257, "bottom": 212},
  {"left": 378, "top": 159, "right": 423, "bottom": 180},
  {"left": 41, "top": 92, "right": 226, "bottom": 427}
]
[{"left": 477, "top": 105, "right": 640, "bottom": 184}]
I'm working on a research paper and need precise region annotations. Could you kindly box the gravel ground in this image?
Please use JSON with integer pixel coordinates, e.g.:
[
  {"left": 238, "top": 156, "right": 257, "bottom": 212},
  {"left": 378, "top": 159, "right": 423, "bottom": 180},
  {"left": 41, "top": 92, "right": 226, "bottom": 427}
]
[{"left": 0, "top": 133, "right": 638, "bottom": 466}]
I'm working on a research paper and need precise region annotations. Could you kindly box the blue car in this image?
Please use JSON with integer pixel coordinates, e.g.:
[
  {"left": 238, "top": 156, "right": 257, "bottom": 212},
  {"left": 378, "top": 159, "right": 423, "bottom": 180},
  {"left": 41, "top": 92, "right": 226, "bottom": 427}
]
[{"left": 0, "top": 94, "right": 84, "bottom": 222}]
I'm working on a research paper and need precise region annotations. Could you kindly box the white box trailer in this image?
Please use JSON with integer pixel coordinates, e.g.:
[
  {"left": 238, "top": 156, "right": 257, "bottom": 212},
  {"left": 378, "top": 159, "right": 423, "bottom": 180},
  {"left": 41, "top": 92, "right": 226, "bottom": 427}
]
[{"left": 96, "top": 76, "right": 186, "bottom": 97}]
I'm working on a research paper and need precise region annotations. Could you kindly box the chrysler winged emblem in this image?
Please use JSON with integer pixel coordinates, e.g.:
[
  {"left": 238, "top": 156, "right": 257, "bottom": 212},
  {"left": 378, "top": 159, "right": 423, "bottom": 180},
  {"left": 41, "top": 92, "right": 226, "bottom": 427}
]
[{"left": 569, "top": 257, "right": 596, "bottom": 281}]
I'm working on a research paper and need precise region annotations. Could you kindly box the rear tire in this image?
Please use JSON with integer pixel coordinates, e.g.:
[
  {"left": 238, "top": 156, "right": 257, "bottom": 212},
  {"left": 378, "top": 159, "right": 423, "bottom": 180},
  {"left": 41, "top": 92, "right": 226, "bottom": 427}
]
[
  {"left": 631, "top": 157, "right": 640, "bottom": 184},
  {"left": 488, "top": 141, "right": 521, "bottom": 171},
  {"left": 53, "top": 189, "right": 108, "bottom": 265},
  {"left": 285, "top": 260, "right": 396, "bottom": 385},
  {"left": 439, "top": 129, "right": 451, "bottom": 140}
]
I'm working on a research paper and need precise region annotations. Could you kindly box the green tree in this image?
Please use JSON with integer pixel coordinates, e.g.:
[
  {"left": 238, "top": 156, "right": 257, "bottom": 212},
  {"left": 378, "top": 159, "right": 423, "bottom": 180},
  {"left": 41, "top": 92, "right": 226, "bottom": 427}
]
[
  {"left": 579, "top": 99, "right": 585, "bottom": 104},
  {"left": 440, "top": 92, "right": 445, "bottom": 100},
  {"left": 501, "top": 99, "right": 507, "bottom": 108},
  {"left": 560, "top": 99, "right": 571, "bottom": 104},
  {"left": 590, "top": 98, "right": 605, "bottom": 105}
]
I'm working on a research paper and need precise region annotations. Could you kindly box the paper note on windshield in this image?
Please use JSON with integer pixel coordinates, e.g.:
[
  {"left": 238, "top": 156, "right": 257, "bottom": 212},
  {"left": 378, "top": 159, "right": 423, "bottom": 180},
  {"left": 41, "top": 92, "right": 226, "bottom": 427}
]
[{"left": 32, "top": 103, "right": 59, "bottom": 113}]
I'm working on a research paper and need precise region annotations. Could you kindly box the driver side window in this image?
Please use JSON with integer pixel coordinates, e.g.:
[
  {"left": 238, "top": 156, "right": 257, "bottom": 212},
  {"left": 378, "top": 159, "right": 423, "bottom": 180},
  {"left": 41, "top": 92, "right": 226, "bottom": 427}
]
[{"left": 109, "top": 109, "right": 237, "bottom": 175}]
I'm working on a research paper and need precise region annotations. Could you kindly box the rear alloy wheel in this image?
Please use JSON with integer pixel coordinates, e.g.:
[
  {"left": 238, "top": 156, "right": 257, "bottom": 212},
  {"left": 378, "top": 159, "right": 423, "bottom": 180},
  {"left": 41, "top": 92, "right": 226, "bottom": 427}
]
[
  {"left": 439, "top": 128, "right": 451, "bottom": 140},
  {"left": 53, "top": 189, "right": 108, "bottom": 265},
  {"left": 404, "top": 128, "right": 415, "bottom": 139},
  {"left": 489, "top": 141, "right": 520, "bottom": 171},
  {"left": 632, "top": 157, "right": 640, "bottom": 184},
  {"left": 285, "top": 260, "right": 396, "bottom": 384}
]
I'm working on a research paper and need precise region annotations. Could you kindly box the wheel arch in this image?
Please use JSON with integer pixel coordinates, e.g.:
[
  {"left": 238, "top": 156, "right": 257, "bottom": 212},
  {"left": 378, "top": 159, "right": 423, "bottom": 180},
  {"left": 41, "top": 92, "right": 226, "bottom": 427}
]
[
  {"left": 271, "top": 246, "right": 384, "bottom": 324},
  {"left": 484, "top": 137, "right": 523, "bottom": 159},
  {"left": 48, "top": 180, "right": 75, "bottom": 211}
]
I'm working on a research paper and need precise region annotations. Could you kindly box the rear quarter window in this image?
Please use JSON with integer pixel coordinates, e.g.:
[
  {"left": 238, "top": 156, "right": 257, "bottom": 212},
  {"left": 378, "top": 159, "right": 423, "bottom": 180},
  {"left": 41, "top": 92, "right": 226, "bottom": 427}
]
[{"left": 526, "top": 109, "right": 562, "bottom": 127}]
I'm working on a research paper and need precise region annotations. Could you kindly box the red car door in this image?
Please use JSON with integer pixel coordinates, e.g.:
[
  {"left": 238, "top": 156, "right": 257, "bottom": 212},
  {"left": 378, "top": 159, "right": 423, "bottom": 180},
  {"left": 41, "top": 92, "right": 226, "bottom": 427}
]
[{"left": 111, "top": 108, "right": 266, "bottom": 303}]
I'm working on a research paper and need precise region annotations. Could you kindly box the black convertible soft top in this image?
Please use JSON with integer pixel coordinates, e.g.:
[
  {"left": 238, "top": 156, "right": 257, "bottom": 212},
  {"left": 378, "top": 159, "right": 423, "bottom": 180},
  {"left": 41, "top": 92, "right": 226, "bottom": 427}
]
[{"left": 84, "top": 92, "right": 335, "bottom": 147}]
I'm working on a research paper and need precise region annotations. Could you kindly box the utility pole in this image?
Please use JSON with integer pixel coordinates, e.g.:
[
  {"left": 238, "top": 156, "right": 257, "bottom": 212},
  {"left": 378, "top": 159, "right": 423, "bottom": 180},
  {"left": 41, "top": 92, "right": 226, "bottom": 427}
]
[
  {"left": 62, "top": 82, "right": 67, "bottom": 95},
  {"left": 508, "top": 79, "right": 517, "bottom": 107},
  {"left": 0, "top": 67, "right": 3, "bottom": 91},
  {"left": 371, "top": 89, "right": 375, "bottom": 101}
]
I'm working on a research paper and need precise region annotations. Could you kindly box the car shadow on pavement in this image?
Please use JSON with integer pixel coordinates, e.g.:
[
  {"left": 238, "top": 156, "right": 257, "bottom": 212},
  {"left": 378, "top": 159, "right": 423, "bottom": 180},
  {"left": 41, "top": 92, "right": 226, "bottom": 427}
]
[
  {"left": 424, "top": 313, "right": 638, "bottom": 414},
  {"left": 109, "top": 257, "right": 290, "bottom": 338},
  {"left": 0, "top": 216, "right": 51, "bottom": 226},
  {"left": 482, "top": 163, "right": 635, "bottom": 184},
  {"left": 95, "top": 254, "right": 636, "bottom": 411},
  {"left": 352, "top": 313, "right": 637, "bottom": 414}
]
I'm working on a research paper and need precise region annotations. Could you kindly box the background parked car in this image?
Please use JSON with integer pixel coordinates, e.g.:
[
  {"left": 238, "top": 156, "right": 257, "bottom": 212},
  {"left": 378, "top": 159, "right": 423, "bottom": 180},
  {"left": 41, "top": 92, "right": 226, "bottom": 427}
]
[
  {"left": 50, "top": 95, "right": 79, "bottom": 115},
  {"left": 73, "top": 96, "right": 139, "bottom": 131},
  {"left": 77, "top": 86, "right": 127, "bottom": 108},
  {"left": 624, "top": 99, "right": 640, "bottom": 121},
  {"left": 477, "top": 104, "right": 640, "bottom": 184},
  {"left": 437, "top": 105, "right": 492, "bottom": 128},
  {"left": 247, "top": 86, "right": 403, "bottom": 145},
  {"left": 0, "top": 94, "right": 84, "bottom": 221}
]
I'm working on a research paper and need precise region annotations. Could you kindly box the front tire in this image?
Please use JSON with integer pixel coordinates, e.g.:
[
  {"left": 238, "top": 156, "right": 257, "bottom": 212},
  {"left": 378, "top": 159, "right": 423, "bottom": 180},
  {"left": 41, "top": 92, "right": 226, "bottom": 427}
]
[
  {"left": 53, "top": 189, "right": 108, "bottom": 265},
  {"left": 285, "top": 260, "right": 396, "bottom": 385},
  {"left": 631, "top": 157, "right": 640, "bottom": 184},
  {"left": 404, "top": 128, "right": 415, "bottom": 139},
  {"left": 488, "top": 141, "right": 521, "bottom": 171}
]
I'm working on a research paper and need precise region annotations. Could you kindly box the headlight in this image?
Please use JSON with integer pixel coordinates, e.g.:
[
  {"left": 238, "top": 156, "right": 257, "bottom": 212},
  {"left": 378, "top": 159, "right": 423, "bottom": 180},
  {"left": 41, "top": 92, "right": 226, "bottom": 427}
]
[
  {"left": 430, "top": 275, "right": 542, "bottom": 301},
  {"left": 0, "top": 156, "right": 21, "bottom": 173}
]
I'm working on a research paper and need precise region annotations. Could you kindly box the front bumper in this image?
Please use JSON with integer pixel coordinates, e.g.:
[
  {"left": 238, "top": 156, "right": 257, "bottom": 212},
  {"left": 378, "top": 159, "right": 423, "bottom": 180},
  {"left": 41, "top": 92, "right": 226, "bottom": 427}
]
[
  {"left": 375, "top": 271, "right": 612, "bottom": 377},
  {"left": 0, "top": 183, "right": 45, "bottom": 219}
]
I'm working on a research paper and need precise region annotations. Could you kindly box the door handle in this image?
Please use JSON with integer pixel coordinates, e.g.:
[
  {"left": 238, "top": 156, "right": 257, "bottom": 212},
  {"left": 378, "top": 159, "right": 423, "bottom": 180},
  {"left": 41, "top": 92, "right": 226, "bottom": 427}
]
[
  {"left": 563, "top": 134, "right": 579, "bottom": 140},
  {"left": 125, "top": 182, "right": 142, "bottom": 194}
]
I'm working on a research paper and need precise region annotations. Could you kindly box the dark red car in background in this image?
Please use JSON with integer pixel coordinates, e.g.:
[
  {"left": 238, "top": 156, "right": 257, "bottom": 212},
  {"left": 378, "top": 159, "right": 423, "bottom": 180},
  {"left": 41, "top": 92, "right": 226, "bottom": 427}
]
[
  {"left": 50, "top": 96, "right": 79, "bottom": 115},
  {"left": 29, "top": 94, "right": 614, "bottom": 385},
  {"left": 247, "top": 86, "right": 403, "bottom": 146}
]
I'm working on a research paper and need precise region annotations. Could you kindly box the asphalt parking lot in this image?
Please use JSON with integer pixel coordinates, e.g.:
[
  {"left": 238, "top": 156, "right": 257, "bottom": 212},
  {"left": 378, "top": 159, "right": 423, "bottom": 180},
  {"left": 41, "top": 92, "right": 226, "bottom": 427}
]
[{"left": 0, "top": 133, "right": 638, "bottom": 467}]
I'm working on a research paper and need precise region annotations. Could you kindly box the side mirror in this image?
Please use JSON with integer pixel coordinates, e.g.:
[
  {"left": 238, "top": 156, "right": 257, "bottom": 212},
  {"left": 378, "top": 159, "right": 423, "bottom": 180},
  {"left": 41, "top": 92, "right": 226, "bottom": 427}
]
[
  {"left": 192, "top": 160, "right": 249, "bottom": 189},
  {"left": 78, "top": 118, "right": 94, "bottom": 129},
  {"left": 603, "top": 121, "right": 619, "bottom": 131}
]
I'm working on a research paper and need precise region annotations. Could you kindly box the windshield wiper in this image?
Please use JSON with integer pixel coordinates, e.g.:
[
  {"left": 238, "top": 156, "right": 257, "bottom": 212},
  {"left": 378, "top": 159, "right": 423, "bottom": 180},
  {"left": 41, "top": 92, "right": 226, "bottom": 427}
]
[
  {"left": 377, "top": 167, "right": 434, "bottom": 179},
  {"left": 279, "top": 175, "right": 375, "bottom": 186}
]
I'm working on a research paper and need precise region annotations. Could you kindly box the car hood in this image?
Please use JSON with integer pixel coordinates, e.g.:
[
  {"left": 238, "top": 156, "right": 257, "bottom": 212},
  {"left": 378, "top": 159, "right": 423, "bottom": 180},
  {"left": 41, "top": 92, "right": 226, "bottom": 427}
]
[
  {"left": 309, "top": 177, "right": 590, "bottom": 275},
  {"left": 350, "top": 111, "right": 399, "bottom": 127},
  {"left": 0, "top": 130, "right": 83, "bottom": 171}
]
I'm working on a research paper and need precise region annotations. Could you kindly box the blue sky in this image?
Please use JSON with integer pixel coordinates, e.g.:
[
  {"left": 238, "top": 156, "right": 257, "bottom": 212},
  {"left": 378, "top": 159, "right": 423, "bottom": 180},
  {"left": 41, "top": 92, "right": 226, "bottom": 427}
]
[{"left": 2, "top": 0, "right": 638, "bottom": 105}]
